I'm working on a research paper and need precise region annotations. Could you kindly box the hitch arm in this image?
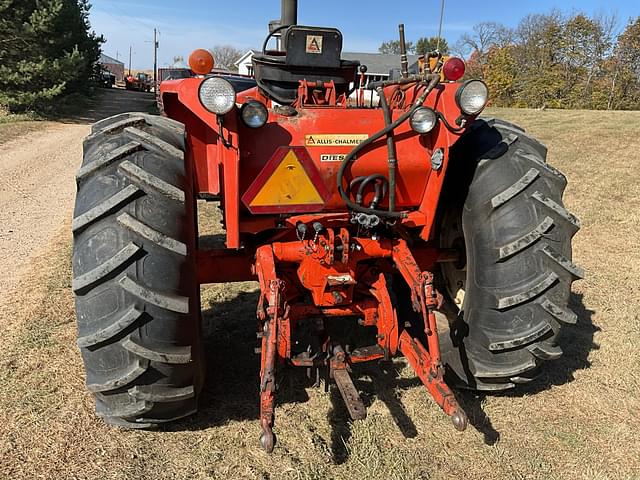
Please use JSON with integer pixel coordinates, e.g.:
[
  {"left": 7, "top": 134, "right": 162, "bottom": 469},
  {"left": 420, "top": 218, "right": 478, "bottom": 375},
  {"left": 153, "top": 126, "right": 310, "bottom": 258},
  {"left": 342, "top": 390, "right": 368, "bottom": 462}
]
[
  {"left": 392, "top": 240, "right": 468, "bottom": 431},
  {"left": 254, "top": 246, "right": 288, "bottom": 452}
]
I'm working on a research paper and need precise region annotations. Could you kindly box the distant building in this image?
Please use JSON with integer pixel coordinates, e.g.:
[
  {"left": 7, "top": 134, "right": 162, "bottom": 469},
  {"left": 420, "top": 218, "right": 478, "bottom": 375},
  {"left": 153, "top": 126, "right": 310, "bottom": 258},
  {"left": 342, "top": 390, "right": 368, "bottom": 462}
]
[
  {"left": 234, "top": 50, "right": 420, "bottom": 86},
  {"left": 235, "top": 50, "right": 260, "bottom": 76},
  {"left": 341, "top": 52, "right": 421, "bottom": 86},
  {"left": 99, "top": 53, "right": 125, "bottom": 83}
]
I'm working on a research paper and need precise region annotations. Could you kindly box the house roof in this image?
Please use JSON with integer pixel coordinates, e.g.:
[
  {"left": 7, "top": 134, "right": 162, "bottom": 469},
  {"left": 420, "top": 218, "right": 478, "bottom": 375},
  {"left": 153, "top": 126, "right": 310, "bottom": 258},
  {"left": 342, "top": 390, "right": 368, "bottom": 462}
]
[
  {"left": 234, "top": 49, "right": 419, "bottom": 76},
  {"left": 341, "top": 52, "right": 420, "bottom": 75},
  {"left": 234, "top": 50, "right": 260, "bottom": 66},
  {"left": 99, "top": 53, "right": 124, "bottom": 66}
]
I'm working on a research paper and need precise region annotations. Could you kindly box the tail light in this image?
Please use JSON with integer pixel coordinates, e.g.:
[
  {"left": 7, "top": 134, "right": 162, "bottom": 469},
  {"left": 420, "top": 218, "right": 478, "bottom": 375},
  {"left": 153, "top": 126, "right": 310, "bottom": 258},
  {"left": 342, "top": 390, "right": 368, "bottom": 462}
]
[{"left": 443, "top": 57, "right": 466, "bottom": 81}]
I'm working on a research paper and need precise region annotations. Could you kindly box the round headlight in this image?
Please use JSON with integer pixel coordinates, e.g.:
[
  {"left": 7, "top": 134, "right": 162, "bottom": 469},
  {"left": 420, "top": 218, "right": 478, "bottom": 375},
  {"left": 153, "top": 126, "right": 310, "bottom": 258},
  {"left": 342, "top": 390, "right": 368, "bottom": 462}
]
[
  {"left": 410, "top": 107, "right": 437, "bottom": 134},
  {"left": 241, "top": 101, "right": 269, "bottom": 128},
  {"left": 456, "top": 80, "right": 489, "bottom": 115},
  {"left": 199, "top": 77, "right": 236, "bottom": 115}
]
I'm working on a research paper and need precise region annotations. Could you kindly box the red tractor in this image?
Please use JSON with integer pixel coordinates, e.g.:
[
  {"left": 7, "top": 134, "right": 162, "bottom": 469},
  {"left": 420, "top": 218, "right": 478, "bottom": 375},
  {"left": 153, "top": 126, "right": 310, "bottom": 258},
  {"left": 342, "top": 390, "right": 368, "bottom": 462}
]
[{"left": 72, "top": 0, "right": 582, "bottom": 452}]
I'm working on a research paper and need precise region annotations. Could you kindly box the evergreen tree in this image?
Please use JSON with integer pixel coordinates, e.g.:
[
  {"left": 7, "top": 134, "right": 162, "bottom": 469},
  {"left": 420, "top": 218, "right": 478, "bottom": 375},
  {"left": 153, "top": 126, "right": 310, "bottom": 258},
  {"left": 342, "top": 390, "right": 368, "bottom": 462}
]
[
  {"left": 0, "top": 0, "right": 103, "bottom": 111},
  {"left": 415, "top": 36, "right": 449, "bottom": 55},
  {"left": 378, "top": 40, "right": 415, "bottom": 55}
]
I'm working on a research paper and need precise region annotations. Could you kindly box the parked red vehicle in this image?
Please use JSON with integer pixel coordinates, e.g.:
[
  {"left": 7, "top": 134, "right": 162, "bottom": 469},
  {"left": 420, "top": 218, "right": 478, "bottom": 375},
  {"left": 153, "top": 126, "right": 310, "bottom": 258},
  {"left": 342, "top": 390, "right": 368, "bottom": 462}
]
[{"left": 125, "top": 72, "right": 151, "bottom": 92}]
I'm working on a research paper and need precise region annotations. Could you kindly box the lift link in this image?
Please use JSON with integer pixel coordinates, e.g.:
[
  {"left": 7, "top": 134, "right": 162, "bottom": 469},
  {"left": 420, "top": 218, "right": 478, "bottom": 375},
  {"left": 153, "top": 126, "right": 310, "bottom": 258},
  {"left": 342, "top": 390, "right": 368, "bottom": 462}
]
[
  {"left": 255, "top": 246, "right": 288, "bottom": 452},
  {"left": 257, "top": 280, "right": 283, "bottom": 452},
  {"left": 392, "top": 241, "right": 468, "bottom": 431}
]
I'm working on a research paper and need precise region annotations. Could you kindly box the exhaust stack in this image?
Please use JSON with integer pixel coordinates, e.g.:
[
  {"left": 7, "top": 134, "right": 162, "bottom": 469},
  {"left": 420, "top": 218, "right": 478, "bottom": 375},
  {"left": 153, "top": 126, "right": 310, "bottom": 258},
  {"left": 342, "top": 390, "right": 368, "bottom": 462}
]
[{"left": 281, "top": 0, "right": 298, "bottom": 26}]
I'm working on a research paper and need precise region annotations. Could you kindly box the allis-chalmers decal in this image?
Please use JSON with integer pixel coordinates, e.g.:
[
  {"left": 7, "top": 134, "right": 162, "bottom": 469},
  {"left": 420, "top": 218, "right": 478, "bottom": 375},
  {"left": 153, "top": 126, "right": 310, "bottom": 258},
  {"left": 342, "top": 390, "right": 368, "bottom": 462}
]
[
  {"left": 305, "top": 134, "right": 368, "bottom": 147},
  {"left": 306, "top": 35, "right": 323, "bottom": 54}
]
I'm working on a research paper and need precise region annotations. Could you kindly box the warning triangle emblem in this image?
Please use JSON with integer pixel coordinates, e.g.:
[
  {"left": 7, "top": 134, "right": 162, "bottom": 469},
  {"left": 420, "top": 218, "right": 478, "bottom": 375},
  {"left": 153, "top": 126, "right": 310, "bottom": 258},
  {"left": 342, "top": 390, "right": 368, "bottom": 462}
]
[{"left": 242, "top": 147, "right": 330, "bottom": 213}]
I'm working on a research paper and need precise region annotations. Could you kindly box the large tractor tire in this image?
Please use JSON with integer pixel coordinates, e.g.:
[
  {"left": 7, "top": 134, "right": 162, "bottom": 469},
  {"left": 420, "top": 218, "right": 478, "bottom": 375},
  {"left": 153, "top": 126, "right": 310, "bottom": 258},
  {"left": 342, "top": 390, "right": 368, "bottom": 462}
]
[
  {"left": 72, "top": 113, "right": 203, "bottom": 427},
  {"left": 438, "top": 118, "right": 583, "bottom": 391}
]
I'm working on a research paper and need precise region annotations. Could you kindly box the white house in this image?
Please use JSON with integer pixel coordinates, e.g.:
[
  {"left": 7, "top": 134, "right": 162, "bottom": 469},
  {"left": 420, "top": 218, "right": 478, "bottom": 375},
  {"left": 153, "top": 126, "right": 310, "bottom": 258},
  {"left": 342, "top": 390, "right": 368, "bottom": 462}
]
[{"left": 235, "top": 50, "right": 260, "bottom": 76}]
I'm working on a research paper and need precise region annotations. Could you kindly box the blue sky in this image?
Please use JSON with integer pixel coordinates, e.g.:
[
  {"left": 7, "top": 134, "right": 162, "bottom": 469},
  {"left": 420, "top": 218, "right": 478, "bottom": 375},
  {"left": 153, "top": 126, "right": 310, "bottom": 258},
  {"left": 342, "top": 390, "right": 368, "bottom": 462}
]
[{"left": 89, "top": 0, "right": 638, "bottom": 69}]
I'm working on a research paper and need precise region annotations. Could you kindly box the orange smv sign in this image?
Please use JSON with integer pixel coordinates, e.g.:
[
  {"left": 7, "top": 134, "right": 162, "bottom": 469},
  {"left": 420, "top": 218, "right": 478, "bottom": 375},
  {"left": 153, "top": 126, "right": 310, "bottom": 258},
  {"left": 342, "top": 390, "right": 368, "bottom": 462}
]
[{"left": 242, "top": 147, "right": 331, "bottom": 214}]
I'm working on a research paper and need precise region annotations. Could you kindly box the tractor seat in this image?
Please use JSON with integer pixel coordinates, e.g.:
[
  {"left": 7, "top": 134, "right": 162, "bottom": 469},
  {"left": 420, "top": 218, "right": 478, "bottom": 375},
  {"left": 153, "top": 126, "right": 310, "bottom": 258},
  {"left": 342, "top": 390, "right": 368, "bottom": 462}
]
[{"left": 253, "top": 26, "right": 360, "bottom": 105}]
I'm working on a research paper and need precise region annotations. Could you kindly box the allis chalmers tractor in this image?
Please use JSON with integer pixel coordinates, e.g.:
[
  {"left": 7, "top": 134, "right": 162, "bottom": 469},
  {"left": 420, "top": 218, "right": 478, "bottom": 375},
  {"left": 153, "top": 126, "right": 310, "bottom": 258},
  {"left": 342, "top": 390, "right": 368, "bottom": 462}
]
[{"left": 72, "top": 0, "right": 582, "bottom": 452}]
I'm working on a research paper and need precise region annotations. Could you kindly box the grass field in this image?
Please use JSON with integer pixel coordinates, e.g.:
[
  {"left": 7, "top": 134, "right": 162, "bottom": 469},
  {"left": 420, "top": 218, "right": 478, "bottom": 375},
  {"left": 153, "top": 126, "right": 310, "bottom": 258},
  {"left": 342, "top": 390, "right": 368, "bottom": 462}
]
[{"left": 1, "top": 109, "right": 639, "bottom": 479}]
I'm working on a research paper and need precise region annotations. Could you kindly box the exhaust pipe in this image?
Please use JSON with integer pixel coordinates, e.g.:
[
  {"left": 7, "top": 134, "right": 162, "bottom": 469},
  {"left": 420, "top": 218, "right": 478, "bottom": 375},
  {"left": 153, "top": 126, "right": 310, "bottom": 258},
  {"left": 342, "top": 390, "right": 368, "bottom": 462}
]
[{"left": 281, "top": 0, "right": 298, "bottom": 26}]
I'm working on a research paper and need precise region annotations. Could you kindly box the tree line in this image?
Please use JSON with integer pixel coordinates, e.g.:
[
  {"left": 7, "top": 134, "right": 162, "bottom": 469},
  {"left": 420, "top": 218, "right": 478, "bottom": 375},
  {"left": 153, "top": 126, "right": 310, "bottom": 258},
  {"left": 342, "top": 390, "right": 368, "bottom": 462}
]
[
  {"left": 380, "top": 11, "right": 640, "bottom": 110},
  {"left": 379, "top": 37, "right": 451, "bottom": 56},
  {"left": 0, "top": 0, "right": 103, "bottom": 112}
]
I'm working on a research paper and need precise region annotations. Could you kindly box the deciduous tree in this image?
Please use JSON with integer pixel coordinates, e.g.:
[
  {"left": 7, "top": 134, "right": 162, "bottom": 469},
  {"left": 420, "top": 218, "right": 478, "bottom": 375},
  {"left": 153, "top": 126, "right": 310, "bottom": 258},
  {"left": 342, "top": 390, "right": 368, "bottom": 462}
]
[
  {"left": 460, "top": 11, "right": 638, "bottom": 110},
  {"left": 209, "top": 45, "right": 243, "bottom": 72},
  {"left": 607, "top": 17, "right": 640, "bottom": 109}
]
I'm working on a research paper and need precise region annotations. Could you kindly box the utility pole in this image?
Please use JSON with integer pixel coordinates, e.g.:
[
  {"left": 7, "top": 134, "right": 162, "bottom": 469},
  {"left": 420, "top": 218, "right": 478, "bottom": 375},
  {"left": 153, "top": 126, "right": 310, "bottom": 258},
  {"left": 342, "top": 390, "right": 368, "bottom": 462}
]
[
  {"left": 129, "top": 45, "right": 132, "bottom": 76},
  {"left": 153, "top": 28, "right": 159, "bottom": 90}
]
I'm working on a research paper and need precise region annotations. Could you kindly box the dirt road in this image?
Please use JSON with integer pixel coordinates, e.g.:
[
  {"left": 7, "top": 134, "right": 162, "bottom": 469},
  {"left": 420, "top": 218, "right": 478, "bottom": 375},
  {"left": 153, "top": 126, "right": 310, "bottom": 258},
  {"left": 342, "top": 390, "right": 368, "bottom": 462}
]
[{"left": 0, "top": 89, "right": 154, "bottom": 300}]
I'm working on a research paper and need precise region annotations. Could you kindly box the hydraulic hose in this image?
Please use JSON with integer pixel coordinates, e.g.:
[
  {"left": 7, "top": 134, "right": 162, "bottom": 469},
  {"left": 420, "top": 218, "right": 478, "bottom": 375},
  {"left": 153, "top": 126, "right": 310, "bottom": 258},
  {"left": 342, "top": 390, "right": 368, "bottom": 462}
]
[
  {"left": 377, "top": 87, "right": 397, "bottom": 213},
  {"left": 356, "top": 174, "right": 388, "bottom": 207},
  {"left": 368, "top": 73, "right": 433, "bottom": 90},
  {"left": 336, "top": 74, "right": 440, "bottom": 219}
]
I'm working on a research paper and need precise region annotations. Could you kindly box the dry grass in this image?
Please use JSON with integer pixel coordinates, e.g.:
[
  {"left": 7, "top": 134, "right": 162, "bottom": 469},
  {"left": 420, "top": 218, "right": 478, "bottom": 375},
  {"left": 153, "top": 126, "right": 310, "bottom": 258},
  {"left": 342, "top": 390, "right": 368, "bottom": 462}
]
[
  {"left": 0, "top": 120, "right": 56, "bottom": 145},
  {"left": 1, "top": 109, "right": 640, "bottom": 479}
]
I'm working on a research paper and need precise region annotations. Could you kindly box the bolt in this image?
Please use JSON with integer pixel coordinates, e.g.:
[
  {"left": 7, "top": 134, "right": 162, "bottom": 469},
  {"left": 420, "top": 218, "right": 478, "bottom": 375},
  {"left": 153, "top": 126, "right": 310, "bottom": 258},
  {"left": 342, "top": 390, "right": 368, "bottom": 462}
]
[
  {"left": 431, "top": 148, "right": 445, "bottom": 171},
  {"left": 254, "top": 347, "right": 262, "bottom": 354},
  {"left": 357, "top": 318, "right": 365, "bottom": 326},
  {"left": 332, "top": 291, "right": 343, "bottom": 304}
]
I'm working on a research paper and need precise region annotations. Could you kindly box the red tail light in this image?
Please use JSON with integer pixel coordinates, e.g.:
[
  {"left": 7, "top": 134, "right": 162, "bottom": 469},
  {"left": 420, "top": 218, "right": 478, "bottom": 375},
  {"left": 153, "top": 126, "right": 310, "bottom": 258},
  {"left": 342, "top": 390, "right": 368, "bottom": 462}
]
[{"left": 443, "top": 57, "right": 466, "bottom": 81}]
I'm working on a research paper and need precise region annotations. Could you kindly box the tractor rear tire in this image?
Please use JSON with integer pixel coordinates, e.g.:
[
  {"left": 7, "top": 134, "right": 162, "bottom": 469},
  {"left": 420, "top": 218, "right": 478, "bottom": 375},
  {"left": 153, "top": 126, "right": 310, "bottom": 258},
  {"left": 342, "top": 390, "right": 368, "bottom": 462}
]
[
  {"left": 438, "top": 118, "right": 583, "bottom": 391},
  {"left": 72, "top": 112, "right": 203, "bottom": 427}
]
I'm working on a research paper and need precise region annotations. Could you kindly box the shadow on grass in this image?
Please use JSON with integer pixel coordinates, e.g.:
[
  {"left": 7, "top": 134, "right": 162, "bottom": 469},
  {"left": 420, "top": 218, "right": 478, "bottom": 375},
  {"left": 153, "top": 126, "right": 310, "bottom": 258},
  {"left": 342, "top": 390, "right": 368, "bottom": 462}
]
[
  {"left": 327, "top": 361, "right": 422, "bottom": 464},
  {"left": 171, "top": 289, "right": 430, "bottom": 463},
  {"left": 452, "top": 291, "right": 597, "bottom": 445},
  {"left": 172, "top": 289, "right": 597, "bottom": 459}
]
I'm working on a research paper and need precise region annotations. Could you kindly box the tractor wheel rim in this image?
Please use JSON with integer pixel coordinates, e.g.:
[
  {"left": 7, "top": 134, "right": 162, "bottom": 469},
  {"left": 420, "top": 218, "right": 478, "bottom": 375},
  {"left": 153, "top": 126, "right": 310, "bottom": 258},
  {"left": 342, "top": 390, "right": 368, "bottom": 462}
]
[{"left": 439, "top": 208, "right": 466, "bottom": 311}]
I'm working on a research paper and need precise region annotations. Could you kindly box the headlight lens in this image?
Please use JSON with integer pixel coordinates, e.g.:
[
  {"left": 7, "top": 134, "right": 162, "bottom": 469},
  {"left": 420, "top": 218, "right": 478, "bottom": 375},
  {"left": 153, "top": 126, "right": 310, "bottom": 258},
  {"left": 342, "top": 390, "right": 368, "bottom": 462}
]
[
  {"left": 410, "top": 107, "right": 438, "bottom": 134},
  {"left": 456, "top": 80, "right": 489, "bottom": 115},
  {"left": 241, "top": 101, "right": 269, "bottom": 128},
  {"left": 199, "top": 77, "right": 236, "bottom": 115}
]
